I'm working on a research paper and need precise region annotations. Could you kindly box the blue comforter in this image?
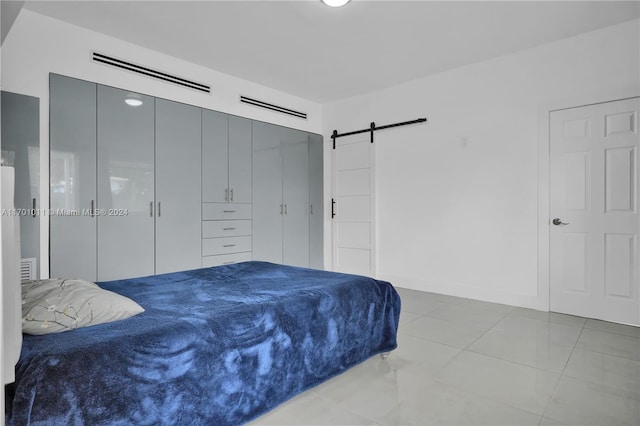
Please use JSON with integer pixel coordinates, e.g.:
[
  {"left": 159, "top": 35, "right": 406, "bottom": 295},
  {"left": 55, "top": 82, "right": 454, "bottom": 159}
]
[{"left": 6, "top": 262, "right": 400, "bottom": 425}]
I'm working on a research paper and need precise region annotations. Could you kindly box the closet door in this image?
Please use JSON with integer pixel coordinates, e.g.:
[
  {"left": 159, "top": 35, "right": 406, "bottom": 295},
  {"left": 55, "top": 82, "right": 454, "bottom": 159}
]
[
  {"left": 155, "top": 99, "right": 202, "bottom": 274},
  {"left": 202, "top": 110, "right": 228, "bottom": 203},
  {"left": 282, "top": 129, "right": 310, "bottom": 267},
  {"left": 228, "top": 115, "right": 252, "bottom": 203},
  {"left": 252, "top": 121, "right": 283, "bottom": 263},
  {"left": 309, "top": 133, "right": 324, "bottom": 269},
  {"left": 97, "top": 85, "right": 155, "bottom": 281},
  {"left": 49, "top": 74, "right": 97, "bottom": 281}
]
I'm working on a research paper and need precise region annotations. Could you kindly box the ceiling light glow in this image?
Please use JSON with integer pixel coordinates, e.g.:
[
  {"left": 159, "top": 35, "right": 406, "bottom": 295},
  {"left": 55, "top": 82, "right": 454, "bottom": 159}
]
[
  {"left": 322, "top": 0, "right": 350, "bottom": 7},
  {"left": 125, "top": 96, "right": 143, "bottom": 107}
]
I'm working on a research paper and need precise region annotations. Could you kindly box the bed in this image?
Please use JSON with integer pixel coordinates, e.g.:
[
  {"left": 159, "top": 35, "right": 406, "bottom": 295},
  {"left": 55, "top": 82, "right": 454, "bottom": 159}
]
[{"left": 5, "top": 261, "right": 400, "bottom": 425}]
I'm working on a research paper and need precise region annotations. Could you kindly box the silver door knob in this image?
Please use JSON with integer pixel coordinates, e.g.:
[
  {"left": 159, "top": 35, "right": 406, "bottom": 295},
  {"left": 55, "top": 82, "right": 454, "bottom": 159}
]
[{"left": 552, "top": 218, "right": 569, "bottom": 226}]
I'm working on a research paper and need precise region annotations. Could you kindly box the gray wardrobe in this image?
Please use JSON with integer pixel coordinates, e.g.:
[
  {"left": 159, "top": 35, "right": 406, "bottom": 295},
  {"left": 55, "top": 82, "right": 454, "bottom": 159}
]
[
  {"left": 201, "top": 111, "right": 253, "bottom": 267},
  {"left": 252, "top": 122, "right": 323, "bottom": 269},
  {"left": 50, "top": 75, "right": 202, "bottom": 281},
  {"left": 49, "top": 73, "right": 323, "bottom": 282}
]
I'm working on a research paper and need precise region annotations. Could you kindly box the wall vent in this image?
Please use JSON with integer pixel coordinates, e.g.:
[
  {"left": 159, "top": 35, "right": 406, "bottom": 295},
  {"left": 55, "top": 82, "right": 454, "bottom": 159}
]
[
  {"left": 92, "top": 52, "right": 211, "bottom": 94},
  {"left": 240, "top": 96, "right": 307, "bottom": 119},
  {"left": 20, "top": 258, "right": 36, "bottom": 282}
]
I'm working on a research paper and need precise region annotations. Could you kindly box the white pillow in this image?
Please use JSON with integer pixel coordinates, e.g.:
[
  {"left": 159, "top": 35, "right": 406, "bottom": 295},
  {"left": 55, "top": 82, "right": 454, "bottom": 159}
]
[{"left": 21, "top": 279, "right": 144, "bottom": 335}]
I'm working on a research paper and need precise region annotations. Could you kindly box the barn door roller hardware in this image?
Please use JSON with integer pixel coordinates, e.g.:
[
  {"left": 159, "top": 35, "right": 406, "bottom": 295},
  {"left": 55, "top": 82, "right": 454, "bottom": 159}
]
[{"left": 331, "top": 118, "right": 427, "bottom": 149}]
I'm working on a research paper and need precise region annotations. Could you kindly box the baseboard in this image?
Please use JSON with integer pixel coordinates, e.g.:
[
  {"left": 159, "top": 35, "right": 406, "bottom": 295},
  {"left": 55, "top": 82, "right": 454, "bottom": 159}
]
[{"left": 377, "top": 273, "right": 548, "bottom": 312}]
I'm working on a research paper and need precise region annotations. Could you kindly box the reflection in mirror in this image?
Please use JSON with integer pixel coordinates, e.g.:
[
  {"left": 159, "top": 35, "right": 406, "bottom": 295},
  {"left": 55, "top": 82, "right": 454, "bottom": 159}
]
[
  {"left": 1, "top": 91, "right": 40, "bottom": 279},
  {"left": 107, "top": 160, "right": 154, "bottom": 211},
  {"left": 50, "top": 150, "right": 77, "bottom": 210}
]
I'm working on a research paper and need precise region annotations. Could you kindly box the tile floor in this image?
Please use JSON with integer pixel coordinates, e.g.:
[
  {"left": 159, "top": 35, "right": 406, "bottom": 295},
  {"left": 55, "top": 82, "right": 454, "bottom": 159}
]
[{"left": 250, "top": 287, "right": 640, "bottom": 426}]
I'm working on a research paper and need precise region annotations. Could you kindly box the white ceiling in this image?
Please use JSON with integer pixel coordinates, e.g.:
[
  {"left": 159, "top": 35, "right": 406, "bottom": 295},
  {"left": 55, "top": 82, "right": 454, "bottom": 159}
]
[{"left": 23, "top": 1, "right": 640, "bottom": 103}]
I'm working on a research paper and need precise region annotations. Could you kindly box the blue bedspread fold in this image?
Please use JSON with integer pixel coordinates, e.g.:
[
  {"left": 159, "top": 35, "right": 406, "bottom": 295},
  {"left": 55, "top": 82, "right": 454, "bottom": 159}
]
[{"left": 6, "top": 262, "right": 400, "bottom": 425}]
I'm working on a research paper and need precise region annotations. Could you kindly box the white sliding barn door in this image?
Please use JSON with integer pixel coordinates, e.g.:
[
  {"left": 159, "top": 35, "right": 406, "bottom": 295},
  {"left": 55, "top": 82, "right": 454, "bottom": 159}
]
[
  {"left": 550, "top": 97, "right": 639, "bottom": 326},
  {"left": 332, "top": 135, "right": 376, "bottom": 276}
]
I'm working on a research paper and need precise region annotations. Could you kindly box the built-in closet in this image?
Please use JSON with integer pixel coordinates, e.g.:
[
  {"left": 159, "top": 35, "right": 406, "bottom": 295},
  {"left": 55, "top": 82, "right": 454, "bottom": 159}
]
[
  {"left": 50, "top": 74, "right": 202, "bottom": 281},
  {"left": 50, "top": 74, "right": 98, "bottom": 281},
  {"left": 49, "top": 73, "right": 323, "bottom": 281},
  {"left": 201, "top": 111, "right": 253, "bottom": 267},
  {"left": 252, "top": 121, "right": 323, "bottom": 268}
]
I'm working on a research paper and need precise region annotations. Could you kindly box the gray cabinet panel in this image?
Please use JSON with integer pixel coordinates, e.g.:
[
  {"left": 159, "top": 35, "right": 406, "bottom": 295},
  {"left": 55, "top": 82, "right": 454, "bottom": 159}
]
[
  {"left": 252, "top": 121, "right": 283, "bottom": 263},
  {"left": 282, "top": 130, "right": 310, "bottom": 267},
  {"left": 2, "top": 91, "right": 40, "bottom": 278},
  {"left": 155, "top": 99, "right": 202, "bottom": 274},
  {"left": 309, "top": 133, "right": 324, "bottom": 269},
  {"left": 203, "top": 112, "right": 252, "bottom": 204},
  {"left": 252, "top": 123, "right": 323, "bottom": 268},
  {"left": 228, "top": 115, "right": 252, "bottom": 203},
  {"left": 202, "top": 110, "right": 228, "bottom": 203},
  {"left": 49, "top": 74, "right": 97, "bottom": 281},
  {"left": 202, "top": 252, "right": 252, "bottom": 267},
  {"left": 97, "top": 85, "right": 155, "bottom": 281},
  {"left": 202, "top": 220, "right": 252, "bottom": 238},
  {"left": 202, "top": 203, "right": 251, "bottom": 220},
  {"left": 202, "top": 236, "right": 252, "bottom": 256}
]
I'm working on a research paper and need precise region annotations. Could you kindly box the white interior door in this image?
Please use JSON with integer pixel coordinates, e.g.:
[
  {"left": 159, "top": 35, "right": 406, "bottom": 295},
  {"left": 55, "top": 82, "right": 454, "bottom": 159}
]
[
  {"left": 332, "top": 135, "right": 375, "bottom": 276},
  {"left": 550, "top": 97, "right": 639, "bottom": 326}
]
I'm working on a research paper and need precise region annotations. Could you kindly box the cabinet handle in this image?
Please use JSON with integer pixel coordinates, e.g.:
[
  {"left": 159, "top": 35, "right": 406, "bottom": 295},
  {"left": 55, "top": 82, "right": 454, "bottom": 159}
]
[
  {"left": 91, "top": 200, "right": 95, "bottom": 218},
  {"left": 150, "top": 201, "right": 154, "bottom": 217},
  {"left": 284, "top": 204, "right": 288, "bottom": 215},
  {"left": 223, "top": 261, "right": 235, "bottom": 265},
  {"left": 32, "top": 198, "right": 37, "bottom": 217},
  {"left": 230, "top": 188, "right": 234, "bottom": 202},
  {"left": 280, "top": 204, "right": 283, "bottom": 215},
  {"left": 223, "top": 227, "right": 236, "bottom": 231},
  {"left": 225, "top": 188, "right": 228, "bottom": 202},
  {"left": 158, "top": 201, "right": 161, "bottom": 217},
  {"left": 223, "top": 210, "right": 236, "bottom": 213},
  {"left": 310, "top": 204, "right": 313, "bottom": 215},
  {"left": 223, "top": 244, "right": 236, "bottom": 248}
]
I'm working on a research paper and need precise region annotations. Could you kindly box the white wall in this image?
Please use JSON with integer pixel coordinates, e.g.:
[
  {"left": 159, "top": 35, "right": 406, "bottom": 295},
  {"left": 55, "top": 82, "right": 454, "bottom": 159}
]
[
  {"left": 323, "top": 19, "right": 640, "bottom": 310},
  {"left": 1, "top": 10, "right": 322, "bottom": 278}
]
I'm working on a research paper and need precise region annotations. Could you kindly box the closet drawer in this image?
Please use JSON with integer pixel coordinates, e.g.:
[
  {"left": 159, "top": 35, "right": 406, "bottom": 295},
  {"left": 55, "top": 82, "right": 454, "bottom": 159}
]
[
  {"left": 202, "top": 220, "right": 252, "bottom": 238},
  {"left": 202, "top": 203, "right": 252, "bottom": 220},
  {"left": 202, "top": 252, "right": 252, "bottom": 268},
  {"left": 202, "top": 236, "right": 252, "bottom": 256}
]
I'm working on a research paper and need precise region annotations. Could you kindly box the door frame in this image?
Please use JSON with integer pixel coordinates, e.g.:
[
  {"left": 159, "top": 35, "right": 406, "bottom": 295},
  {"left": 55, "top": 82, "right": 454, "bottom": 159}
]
[{"left": 537, "top": 88, "right": 640, "bottom": 313}]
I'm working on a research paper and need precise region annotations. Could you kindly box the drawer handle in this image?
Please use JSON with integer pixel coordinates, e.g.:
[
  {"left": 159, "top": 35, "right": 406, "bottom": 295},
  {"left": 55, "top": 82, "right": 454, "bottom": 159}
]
[
  {"left": 223, "top": 261, "right": 235, "bottom": 265},
  {"left": 223, "top": 210, "right": 236, "bottom": 213},
  {"left": 223, "top": 227, "right": 236, "bottom": 231},
  {"left": 223, "top": 244, "right": 236, "bottom": 248}
]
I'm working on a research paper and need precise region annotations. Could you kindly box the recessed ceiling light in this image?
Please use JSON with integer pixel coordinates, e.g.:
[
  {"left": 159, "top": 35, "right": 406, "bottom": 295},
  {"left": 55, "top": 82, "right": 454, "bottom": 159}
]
[{"left": 322, "top": 0, "right": 350, "bottom": 7}]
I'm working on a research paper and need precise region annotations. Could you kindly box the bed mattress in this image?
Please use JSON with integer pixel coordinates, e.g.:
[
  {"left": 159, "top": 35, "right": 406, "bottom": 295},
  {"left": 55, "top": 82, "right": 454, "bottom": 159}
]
[{"left": 6, "top": 261, "right": 400, "bottom": 425}]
